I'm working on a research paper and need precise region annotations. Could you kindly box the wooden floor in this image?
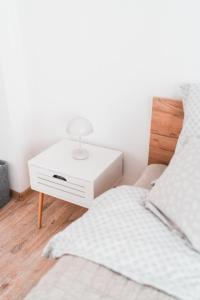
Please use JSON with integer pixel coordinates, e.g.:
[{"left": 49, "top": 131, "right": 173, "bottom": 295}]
[{"left": 0, "top": 192, "right": 87, "bottom": 300}]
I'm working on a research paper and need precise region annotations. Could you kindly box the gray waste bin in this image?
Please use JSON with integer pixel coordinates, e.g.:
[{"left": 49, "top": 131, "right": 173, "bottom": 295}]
[{"left": 0, "top": 160, "right": 10, "bottom": 207}]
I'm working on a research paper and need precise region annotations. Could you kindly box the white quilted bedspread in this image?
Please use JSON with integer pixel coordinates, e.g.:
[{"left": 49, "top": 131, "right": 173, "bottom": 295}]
[{"left": 43, "top": 186, "right": 200, "bottom": 300}]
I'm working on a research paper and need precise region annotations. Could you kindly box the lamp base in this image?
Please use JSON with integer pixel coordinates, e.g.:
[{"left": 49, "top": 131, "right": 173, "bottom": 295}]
[{"left": 72, "top": 148, "right": 89, "bottom": 160}]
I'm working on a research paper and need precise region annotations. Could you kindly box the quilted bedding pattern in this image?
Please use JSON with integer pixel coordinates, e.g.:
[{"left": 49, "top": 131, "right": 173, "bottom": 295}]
[
  {"left": 25, "top": 255, "right": 174, "bottom": 300},
  {"left": 43, "top": 186, "right": 200, "bottom": 300}
]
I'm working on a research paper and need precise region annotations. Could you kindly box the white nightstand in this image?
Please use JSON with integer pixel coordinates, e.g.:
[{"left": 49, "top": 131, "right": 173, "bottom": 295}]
[{"left": 28, "top": 139, "right": 123, "bottom": 228}]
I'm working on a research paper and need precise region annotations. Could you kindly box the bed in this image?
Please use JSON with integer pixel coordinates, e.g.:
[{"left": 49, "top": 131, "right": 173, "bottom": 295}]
[{"left": 25, "top": 98, "right": 188, "bottom": 300}]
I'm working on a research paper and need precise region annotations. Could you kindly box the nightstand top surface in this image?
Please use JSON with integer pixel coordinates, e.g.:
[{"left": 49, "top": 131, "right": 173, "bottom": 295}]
[{"left": 29, "top": 139, "right": 123, "bottom": 181}]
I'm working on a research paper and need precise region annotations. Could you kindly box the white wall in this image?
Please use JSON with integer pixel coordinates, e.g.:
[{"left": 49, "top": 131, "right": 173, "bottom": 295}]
[
  {"left": 0, "top": 0, "right": 33, "bottom": 191},
  {"left": 1, "top": 0, "right": 200, "bottom": 191},
  {"left": 0, "top": 73, "right": 12, "bottom": 162},
  {"left": 0, "top": 74, "right": 20, "bottom": 190}
]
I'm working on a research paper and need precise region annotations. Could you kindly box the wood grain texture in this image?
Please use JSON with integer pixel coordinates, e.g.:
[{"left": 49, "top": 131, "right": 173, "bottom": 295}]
[
  {"left": 148, "top": 97, "right": 184, "bottom": 165},
  {"left": 0, "top": 192, "right": 87, "bottom": 300},
  {"left": 10, "top": 187, "right": 32, "bottom": 201}
]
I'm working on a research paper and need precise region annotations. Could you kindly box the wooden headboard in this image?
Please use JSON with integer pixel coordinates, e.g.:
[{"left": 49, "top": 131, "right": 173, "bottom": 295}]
[{"left": 148, "top": 97, "right": 184, "bottom": 165}]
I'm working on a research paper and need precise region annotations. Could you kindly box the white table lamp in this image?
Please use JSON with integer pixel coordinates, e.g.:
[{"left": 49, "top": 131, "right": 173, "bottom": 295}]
[{"left": 67, "top": 117, "right": 93, "bottom": 160}]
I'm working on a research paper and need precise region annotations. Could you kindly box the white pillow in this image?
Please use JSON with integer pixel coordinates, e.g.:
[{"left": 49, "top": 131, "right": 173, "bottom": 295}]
[
  {"left": 176, "top": 83, "right": 200, "bottom": 151},
  {"left": 134, "top": 164, "right": 167, "bottom": 189},
  {"left": 148, "top": 138, "right": 200, "bottom": 252}
]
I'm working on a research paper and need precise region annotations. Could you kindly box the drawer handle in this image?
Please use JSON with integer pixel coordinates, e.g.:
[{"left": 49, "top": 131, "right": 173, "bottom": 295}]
[{"left": 53, "top": 174, "right": 67, "bottom": 181}]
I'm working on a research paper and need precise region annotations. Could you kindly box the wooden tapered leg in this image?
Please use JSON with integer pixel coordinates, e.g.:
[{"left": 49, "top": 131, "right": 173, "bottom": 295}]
[{"left": 38, "top": 193, "right": 44, "bottom": 229}]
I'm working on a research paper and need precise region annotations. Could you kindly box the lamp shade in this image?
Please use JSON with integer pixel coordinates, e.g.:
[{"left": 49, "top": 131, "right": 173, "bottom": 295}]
[{"left": 67, "top": 117, "right": 93, "bottom": 136}]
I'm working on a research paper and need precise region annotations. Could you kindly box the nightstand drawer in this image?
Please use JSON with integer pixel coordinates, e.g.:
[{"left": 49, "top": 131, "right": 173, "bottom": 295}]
[
  {"left": 28, "top": 140, "right": 123, "bottom": 228},
  {"left": 29, "top": 166, "right": 93, "bottom": 208}
]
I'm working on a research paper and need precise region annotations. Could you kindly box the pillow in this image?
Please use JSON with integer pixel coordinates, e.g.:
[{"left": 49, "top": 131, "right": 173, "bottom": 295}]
[
  {"left": 176, "top": 83, "right": 200, "bottom": 151},
  {"left": 148, "top": 138, "right": 200, "bottom": 252},
  {"left": 134, "top": 164, "right": 167, "bottom": 189}
]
